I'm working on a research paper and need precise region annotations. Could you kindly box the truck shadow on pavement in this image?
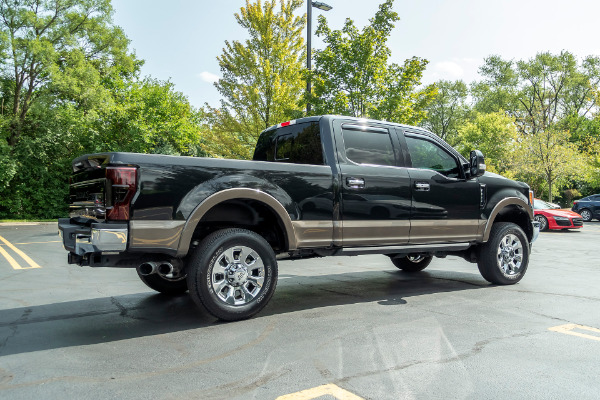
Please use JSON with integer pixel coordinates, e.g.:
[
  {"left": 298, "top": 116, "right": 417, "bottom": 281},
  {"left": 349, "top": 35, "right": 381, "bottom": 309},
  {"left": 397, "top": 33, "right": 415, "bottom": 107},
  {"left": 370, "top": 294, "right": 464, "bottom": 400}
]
[{"left": 0, "top": 268, "right": 489, "bottom": 357}]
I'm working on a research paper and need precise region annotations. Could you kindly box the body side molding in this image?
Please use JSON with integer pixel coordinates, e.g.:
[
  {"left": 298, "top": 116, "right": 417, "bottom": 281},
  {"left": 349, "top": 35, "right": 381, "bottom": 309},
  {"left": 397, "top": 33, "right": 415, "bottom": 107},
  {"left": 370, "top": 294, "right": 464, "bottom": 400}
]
[{"left": 176, "top": 188, "right": 297, "bottom": 257}]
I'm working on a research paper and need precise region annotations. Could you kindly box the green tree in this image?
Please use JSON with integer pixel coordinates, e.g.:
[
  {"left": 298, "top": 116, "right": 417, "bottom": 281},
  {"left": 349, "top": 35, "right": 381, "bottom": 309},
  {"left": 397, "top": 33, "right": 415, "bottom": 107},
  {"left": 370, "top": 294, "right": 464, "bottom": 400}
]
[
  {"left": 203, "top": 0, "right": 306, "bottom": 159},
  {"left": 475, "top": 52, "right": 600, "bottom": 136},
  {"left": 471, "top": 55, "right": 520, "bottom": 114},
  {"left": 512, "top": 129, "right": 588, "bottom": 202},
  {"left": 308, "top": 0, "right": 433, "bottom": 124},
  {"left": 473, "top": 52, "right": 600, "bottom": 199},
  {"left": 420, "top": 80, "right": 469, "bottom": 144},
  {"left": 455, "top": 111, "right": 518, "bottom": 175},
  {"left": 0, "top": 0, "right": 136, "bottom": 147},
  {"left": 98, "top": 78, "right": 204, "bottom": 156}
]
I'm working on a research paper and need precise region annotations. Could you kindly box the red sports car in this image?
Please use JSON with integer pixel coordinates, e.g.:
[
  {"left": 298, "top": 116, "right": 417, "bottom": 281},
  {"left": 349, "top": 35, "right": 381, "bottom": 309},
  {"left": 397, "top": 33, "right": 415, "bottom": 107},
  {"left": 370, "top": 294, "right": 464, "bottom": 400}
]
[{"left": 533, "top": 199, "right": 583, "bottom": 231}]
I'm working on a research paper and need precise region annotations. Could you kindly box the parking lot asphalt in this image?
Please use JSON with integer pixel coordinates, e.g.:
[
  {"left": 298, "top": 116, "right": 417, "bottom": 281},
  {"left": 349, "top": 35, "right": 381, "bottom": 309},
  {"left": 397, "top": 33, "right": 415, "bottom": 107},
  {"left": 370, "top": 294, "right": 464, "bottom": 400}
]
[{"left": 0, "top": 222, "right": 599, "bottom": 399}]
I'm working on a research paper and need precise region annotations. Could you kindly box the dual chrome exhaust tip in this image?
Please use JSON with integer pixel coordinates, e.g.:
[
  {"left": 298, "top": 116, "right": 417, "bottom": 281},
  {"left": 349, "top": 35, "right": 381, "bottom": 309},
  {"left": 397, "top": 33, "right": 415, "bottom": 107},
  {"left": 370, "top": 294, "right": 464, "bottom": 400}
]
[{"left": 138, "top": 261, "right": 175, "bottom": 278}]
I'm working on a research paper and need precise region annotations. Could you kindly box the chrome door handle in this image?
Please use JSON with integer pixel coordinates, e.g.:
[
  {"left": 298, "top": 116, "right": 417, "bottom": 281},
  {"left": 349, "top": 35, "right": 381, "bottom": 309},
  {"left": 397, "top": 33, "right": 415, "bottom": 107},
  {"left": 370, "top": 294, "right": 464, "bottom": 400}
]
[
  {"left": 414, "top": 181, "right": 430, "bottom": 191},
  {"left": 346, "top": 177, "right": 365, "bottom": 188}
]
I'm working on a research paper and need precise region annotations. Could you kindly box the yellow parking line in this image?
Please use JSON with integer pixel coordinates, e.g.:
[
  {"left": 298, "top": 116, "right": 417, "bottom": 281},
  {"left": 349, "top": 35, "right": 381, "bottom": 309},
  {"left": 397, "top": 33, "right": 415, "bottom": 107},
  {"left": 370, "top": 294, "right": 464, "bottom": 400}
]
[
  {"left": 0, "top": 240, "right": 61, "bottom": 245},
  {"left": 0, "top": 235, "right": 42, "bottom": 269},
  {"left": 549, "top": 324, "right": 600, "bottom": 342},
  {"left": 276, "top": 384, "right": 364, "bottom": 400},
  {"left": 0, "top": 244, "right": 23, "bottom": 270}
]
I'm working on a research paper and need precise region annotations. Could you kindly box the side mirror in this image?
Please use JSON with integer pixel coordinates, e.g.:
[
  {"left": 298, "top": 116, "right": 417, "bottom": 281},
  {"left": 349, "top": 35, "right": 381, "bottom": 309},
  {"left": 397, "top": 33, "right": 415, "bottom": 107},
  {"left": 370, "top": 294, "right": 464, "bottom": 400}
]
[{"left": 469, "top": 150, "right": 486, "bottom": 178}]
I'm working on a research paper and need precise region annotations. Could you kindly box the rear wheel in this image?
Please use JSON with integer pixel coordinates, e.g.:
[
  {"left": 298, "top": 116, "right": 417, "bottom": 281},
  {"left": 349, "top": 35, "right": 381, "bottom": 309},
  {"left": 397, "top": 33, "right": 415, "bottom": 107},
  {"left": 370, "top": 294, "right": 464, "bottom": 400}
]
[
  {"left": 579, "top": 208, "right": 592, "bottom": 222},
  {"left": 534, "top": 214, "right": 548, "bottom": 231},
  {"left": 390, "top": 254, "right": 433, "bottom": 273},
  {"left": 477, "top": 222, "right": 529, "bottom": 285},
  {"left": 186, "top": 228, "right": 278, "bottom": 321},
  {"left": 137, "top": 272, "right": 188, "bottom": 295}
]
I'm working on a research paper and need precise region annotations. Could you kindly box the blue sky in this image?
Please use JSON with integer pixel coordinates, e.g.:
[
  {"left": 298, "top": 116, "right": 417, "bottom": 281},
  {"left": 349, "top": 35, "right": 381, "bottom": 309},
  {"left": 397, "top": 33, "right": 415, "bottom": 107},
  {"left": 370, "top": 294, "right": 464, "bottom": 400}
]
[{"left": 112, "top": 0, "right": 600, "bottom": 109}]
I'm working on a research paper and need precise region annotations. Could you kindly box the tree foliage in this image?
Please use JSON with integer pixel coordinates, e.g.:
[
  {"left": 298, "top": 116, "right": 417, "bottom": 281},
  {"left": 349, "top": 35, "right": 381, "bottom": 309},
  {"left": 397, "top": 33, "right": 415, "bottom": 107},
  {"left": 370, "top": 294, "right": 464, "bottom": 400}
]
[
  {"left": 308, "top": 0, "right": 434, "bottom": 124},
  {"left": 512, "top": 129, "right": 588, "bottom": 203},
  {"left": 0, "top": 0, "right": 136, "bottom": 146},
  {"left": 420, "top": 51, "right": 600, "bottom": 203},
  {"left": 0, "top": 0, "right": 205, "bottom": 218},
  {"left": 202, "top": 0, "right": 306, "bottom": 160},
  {"left": 455, "top": 111, "right": 518, "bottom": 175},
  {"left": 420, "top": 80, "right": 469, "bottom": 145}
]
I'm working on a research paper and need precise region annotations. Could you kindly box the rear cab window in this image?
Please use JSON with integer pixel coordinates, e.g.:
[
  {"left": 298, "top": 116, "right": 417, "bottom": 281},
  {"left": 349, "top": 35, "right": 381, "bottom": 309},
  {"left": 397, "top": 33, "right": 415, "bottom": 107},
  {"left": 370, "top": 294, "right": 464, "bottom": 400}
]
[{"left": 253, "top": 121, "right": 324, "bottom": 165}]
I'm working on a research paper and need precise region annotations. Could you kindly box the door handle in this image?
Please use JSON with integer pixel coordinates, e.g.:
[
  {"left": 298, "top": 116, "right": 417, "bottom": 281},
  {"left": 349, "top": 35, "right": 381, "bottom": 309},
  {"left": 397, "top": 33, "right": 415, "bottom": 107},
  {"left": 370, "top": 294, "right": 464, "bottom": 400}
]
[
  {"left": 346, "top": 177, "right": 365, "bottom": 188},
  {"left": 414, "top": 181, "right": 430, "bottom": 191}
]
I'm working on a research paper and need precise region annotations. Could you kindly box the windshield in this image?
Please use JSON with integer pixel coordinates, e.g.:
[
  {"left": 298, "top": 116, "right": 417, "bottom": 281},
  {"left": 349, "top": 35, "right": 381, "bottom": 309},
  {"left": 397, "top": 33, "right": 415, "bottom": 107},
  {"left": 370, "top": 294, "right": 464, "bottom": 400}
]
[{"left": 534, "top": 199, "right": 553, "bottom": 210}]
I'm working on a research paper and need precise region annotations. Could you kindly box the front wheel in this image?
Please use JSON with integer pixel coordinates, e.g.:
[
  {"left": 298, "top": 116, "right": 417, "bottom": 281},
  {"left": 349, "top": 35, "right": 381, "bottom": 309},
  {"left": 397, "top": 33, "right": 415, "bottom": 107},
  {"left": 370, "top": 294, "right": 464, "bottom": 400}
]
[
  {"left": 186, "top": 228, "right": 278, "bottom": 321},
  {"left": 477, "top": 222, "right": 529, "bottom": 285},
  {"left": 390, "top": 254, "right": 433, "bottom": 272}
]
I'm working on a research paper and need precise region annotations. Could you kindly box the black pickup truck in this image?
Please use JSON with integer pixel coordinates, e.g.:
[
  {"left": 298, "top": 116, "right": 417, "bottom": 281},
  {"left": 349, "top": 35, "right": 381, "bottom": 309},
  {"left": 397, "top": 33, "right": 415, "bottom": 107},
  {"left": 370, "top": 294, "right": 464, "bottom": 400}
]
[{"left": 59, "top": 115, "right": 540, "bottom": 320}]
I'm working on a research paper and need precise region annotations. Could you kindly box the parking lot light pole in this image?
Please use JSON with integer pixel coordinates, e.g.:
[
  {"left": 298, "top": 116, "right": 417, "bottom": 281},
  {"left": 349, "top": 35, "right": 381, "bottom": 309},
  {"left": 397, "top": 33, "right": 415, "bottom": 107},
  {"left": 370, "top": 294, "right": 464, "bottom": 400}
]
[{"left": 307, "top": 1, "right": 332, "bottom": 115}]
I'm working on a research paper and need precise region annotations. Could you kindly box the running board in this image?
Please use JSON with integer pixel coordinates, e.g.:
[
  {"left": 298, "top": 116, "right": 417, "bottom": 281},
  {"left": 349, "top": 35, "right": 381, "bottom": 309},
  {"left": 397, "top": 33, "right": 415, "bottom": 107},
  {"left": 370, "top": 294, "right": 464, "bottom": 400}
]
[{"left": 315, "top": 242, "right": 471, "bottom": 257}]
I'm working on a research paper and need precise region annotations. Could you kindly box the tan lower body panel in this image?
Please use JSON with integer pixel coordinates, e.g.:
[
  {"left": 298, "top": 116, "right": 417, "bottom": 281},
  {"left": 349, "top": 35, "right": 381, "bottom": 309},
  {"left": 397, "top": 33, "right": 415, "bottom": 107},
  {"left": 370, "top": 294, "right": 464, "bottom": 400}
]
[
  {"left": 129, "top": 220, "right": 186, "bottom": 252},
  {"left": 409, "top": 219, "right": 483, "bottom": 244},
  {"left": 341, "top": 220, "right": 410, "bottom": 246},
  {"left": 291, "top": 219, "right": 482, "bottom": 249},
  {"left": 291, "top": 220, "right": 335, "bottom": 248}
]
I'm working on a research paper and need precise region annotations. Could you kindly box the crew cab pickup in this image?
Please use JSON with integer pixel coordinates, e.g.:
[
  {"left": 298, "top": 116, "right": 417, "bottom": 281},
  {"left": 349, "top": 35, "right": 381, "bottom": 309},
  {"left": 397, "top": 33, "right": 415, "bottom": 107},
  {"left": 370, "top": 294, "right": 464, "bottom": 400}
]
[{"left": 59, "top": 115, "right": 540, "bottom": 321}]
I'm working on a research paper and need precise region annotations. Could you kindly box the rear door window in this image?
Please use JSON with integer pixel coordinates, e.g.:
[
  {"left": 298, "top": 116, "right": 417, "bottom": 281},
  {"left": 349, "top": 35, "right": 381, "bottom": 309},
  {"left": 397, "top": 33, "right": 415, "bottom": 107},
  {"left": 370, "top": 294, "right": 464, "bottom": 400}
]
[{"left": 341, "top": 126, "right": 396, "bottom": 166}]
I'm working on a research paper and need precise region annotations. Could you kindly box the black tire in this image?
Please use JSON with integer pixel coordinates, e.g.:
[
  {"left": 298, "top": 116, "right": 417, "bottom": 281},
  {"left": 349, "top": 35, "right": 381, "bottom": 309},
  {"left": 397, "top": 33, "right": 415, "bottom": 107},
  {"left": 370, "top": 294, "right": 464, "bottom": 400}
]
[
  {"left": 137, "top": 272, "right": 188, "bottom": 295},
  {"left": 390, "top": 255, "right": 433, "bottom": 273},
  {"left": 477, "top": 222, "right": 529, "bottom": 285},
  {"left": 579, "top": 208, "right": 593, "bottom": 222},
  {"left": 186, "top": 228, "right": 278, "bottom": 321},
  {"left": 534, "top": 214, "right": 548, "bottom": 232}
]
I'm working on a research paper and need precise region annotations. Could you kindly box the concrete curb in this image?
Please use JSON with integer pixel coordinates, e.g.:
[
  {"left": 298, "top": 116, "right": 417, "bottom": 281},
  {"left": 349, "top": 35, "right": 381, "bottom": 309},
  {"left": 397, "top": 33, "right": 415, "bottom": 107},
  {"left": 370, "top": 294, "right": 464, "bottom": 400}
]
[{"left": 0, "top": 221, "right": 58, "bottom": 226}]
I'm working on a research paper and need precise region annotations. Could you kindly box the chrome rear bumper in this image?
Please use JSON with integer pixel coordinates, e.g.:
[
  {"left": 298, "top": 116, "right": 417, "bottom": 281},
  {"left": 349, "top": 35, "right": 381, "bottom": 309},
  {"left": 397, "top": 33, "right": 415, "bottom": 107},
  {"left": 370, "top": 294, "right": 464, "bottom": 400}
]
[{"left": 58, "top": 218, "right": 128, "bottom": 256}]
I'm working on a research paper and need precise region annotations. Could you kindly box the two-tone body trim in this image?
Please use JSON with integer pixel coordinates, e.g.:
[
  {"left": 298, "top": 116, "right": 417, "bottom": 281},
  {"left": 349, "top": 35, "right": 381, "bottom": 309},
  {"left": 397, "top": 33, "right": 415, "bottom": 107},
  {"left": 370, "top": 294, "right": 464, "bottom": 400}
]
[
  {"left": 129, "top": 220, "right": 186, "bottom": 255},
  {"left": 410, "top": 219, "right": 484, "bottom": 244},
  {"left": 176, "top": 188, "right": 297, "bottom": 257},
  {"left": 291, "top": 220, "right": 334, "bottom": 248},
  {"left": 482, "top": 197, "right": 533, "bottom": 242}
]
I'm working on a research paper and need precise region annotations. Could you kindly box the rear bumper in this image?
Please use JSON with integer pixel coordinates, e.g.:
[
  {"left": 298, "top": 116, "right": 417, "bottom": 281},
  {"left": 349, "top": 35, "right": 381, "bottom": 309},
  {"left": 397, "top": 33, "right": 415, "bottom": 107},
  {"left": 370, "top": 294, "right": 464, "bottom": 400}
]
[{"left": 58, "top": 218, "right": 128, "bottom": 256}]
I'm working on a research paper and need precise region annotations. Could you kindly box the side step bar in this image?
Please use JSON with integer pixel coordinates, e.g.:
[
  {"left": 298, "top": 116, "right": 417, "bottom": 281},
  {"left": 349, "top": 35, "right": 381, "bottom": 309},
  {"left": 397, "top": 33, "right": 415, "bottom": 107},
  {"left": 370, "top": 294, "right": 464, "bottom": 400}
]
[{"left": 315, "top": 242, "right": 471, "bottom": 257}]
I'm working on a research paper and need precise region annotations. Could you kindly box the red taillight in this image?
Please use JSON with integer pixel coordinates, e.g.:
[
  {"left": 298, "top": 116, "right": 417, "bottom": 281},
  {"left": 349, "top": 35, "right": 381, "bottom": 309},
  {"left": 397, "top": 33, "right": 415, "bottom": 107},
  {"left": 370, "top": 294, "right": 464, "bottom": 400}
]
[
  {"left": 277, "top": 120, "right": 296, "bottom": 128},
  {"left": 106, "top": 167, "right": 137, "bottom": 221},
  {"left": 573, "top": 201, "right": 578, "bottom": 204}
]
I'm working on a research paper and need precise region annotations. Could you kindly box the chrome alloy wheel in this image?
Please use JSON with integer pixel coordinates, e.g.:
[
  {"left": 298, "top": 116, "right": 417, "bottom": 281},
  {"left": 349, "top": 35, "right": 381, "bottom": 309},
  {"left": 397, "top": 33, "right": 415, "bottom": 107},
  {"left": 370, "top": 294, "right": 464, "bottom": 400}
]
[
  {"left": 407, "top": 255, "right": 426, "bottom": 263},
  {"left": 580, "top": 209, "right": 592, "bottom": 221},
  {"left": 496, "top": 233, "right": 524, "bottom": 276},
  {"left": 534, "top": 215, "right": 547, "bottom": 231},
  {"left": 210, "top": 246, "right": 265, "bottom": 306}
]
